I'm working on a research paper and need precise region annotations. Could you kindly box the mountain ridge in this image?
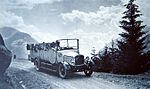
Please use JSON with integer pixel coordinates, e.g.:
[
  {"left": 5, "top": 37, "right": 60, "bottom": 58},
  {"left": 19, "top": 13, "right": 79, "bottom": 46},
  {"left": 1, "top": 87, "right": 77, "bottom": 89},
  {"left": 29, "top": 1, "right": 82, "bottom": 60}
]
[{"left": 0, "top": 27, "right": 37, "bottom": 58}]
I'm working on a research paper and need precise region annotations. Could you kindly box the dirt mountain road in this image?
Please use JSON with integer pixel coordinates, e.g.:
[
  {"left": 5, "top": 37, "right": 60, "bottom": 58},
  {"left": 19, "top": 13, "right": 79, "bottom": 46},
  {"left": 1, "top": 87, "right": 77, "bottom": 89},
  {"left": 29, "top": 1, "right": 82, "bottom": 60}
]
[{"left": 8, "top": 59, "right": 126, "bottom": 89}]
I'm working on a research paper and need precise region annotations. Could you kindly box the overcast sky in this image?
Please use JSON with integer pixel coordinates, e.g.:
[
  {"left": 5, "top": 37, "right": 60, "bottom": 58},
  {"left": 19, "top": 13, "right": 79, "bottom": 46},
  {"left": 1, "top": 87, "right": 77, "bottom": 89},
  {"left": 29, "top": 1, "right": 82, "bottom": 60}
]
[{"left": 0, "top": 0, "right": 150, "bottom": 55}]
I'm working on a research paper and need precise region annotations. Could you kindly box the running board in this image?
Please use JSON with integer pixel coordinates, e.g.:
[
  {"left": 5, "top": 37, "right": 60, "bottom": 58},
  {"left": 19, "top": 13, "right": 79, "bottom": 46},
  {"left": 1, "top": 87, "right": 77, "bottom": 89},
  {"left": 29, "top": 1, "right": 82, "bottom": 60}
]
[{"left": 40, "top": 66, "right": 57, "bottom": 72}]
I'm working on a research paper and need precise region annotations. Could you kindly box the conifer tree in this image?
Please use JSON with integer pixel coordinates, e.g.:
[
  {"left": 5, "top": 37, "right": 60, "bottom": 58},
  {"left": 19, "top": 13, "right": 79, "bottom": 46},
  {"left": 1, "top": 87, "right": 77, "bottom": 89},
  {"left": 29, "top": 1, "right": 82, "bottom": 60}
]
[{"left": 117, "top": 0, "right": 147, "bottom": 74}]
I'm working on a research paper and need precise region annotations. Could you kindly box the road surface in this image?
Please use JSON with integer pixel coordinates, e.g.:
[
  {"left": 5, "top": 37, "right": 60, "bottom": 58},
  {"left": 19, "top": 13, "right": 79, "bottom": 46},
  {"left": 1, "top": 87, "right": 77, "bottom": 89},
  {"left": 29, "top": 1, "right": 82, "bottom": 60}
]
[{"left": 7, "top": 59, "right": 126, "bottom": 89}]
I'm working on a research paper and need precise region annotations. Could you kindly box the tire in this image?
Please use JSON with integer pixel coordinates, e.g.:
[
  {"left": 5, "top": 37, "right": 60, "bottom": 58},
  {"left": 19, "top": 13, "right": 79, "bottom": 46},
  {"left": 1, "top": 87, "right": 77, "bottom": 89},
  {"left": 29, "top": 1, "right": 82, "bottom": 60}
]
[
  {"left": 34, "top": 60, "right": 41, "bottom": 71},
  {"left": 84, "top": 65, "right": 93, "bottom": 77},
  {"left": 58, "top": 64, "right": 67, "bottom": 78}
]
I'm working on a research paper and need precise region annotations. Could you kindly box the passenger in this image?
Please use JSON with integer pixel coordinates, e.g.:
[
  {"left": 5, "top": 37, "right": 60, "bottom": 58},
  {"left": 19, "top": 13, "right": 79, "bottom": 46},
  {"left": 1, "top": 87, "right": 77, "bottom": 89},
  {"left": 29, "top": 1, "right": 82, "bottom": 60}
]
[
  {"left": 56, "top": 41, "right": 60, "bottom": 50},
  {"left": 51, "top": 42, "right": 56, "bottom": 48},
  {"left": 56, "top": 41, "right": 60, "bottom": 47}
]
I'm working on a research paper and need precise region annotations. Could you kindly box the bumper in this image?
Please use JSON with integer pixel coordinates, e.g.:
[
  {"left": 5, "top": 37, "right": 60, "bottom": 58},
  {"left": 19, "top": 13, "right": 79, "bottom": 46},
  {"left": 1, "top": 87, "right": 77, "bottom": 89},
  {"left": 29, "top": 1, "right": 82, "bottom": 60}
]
[{"left": 69, "top": 64, "right": 88, "bottom": 72}]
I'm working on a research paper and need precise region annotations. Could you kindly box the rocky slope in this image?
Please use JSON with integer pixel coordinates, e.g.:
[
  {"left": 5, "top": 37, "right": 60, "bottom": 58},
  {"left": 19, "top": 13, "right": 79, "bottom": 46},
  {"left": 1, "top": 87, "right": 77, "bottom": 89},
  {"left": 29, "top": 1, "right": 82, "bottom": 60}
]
[{"left": 0, "top": 34, "right": 12, "bottom": 75}]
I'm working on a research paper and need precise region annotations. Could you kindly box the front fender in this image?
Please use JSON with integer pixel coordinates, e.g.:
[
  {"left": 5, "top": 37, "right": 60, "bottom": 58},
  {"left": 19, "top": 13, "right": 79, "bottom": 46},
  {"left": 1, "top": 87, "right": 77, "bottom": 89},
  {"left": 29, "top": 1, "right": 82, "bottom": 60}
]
[
  {"left": 62, "top": 61, "right": 71, "bottom": 70},
  {"left": 85, "top": 56, "right": 94, "bottom": 66}
]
